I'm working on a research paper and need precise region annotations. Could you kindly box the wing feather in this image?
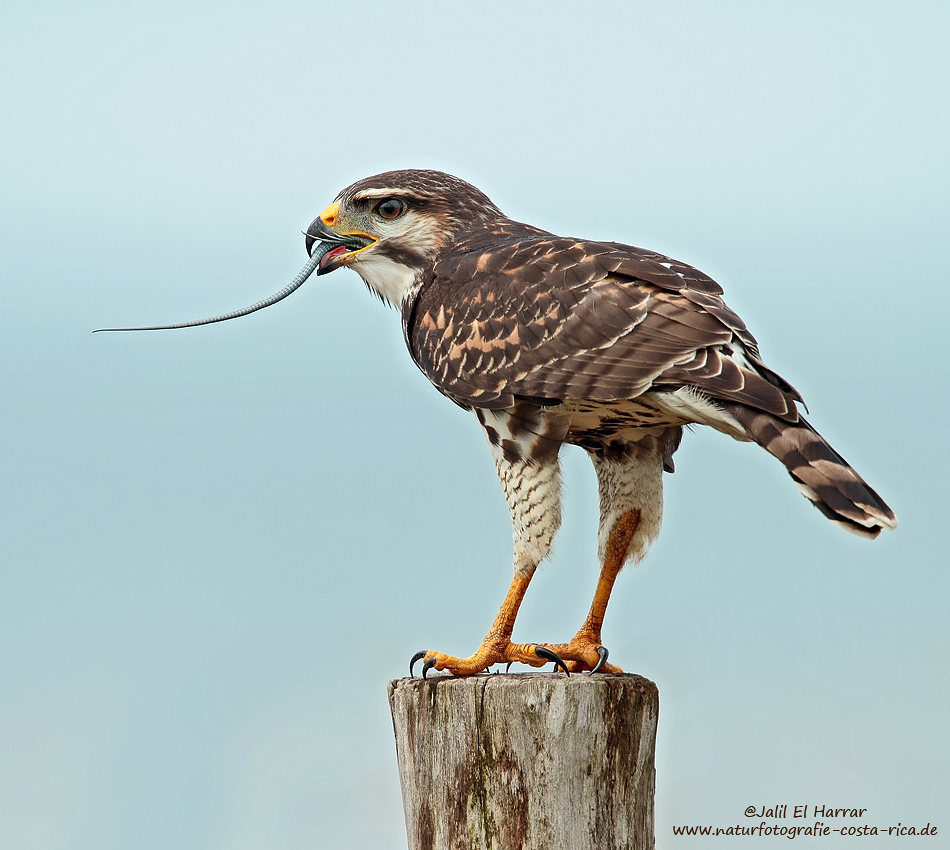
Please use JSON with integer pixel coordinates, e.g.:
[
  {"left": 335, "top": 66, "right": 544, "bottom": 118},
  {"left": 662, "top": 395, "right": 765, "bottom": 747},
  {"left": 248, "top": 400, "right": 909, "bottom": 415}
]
[{"left": 407, "top": 225, "right": 801, "bottom": 417}]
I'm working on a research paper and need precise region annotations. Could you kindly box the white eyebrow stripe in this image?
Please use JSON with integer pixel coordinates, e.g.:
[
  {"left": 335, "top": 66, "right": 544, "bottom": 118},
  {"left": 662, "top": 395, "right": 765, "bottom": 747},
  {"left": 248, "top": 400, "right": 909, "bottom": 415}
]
[{"left": 351, "top": 187, "right": 415, "bottom": 200}]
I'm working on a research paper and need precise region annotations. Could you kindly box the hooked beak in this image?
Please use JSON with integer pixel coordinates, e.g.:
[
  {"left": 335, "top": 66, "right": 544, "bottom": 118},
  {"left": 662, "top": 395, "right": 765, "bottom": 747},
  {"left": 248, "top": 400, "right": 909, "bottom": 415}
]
[{"left": 305, "top": 215, "right": 376, "bottom": 275}]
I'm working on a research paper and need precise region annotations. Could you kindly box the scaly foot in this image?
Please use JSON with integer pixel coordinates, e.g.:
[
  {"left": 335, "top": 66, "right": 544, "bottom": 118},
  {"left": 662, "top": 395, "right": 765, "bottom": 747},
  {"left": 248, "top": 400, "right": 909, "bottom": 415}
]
[
  {"left": 540, "top": 631, "right": 623, "bottom": 674},
  {"left": 410, "top": 641, "right": 569, "bottom": 678}
]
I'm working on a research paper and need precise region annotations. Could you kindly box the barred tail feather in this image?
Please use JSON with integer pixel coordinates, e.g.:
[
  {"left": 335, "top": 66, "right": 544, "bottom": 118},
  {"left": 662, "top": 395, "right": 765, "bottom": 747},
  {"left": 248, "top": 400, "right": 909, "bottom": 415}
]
[{"left": 725, "top": 405, "right": 897, "bottom": 538}]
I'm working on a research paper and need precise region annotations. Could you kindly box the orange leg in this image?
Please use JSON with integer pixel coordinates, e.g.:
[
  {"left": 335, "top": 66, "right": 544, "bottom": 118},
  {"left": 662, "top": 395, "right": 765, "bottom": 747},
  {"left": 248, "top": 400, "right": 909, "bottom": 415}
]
[
  {"left": 411, "top": 510, "right": 642, "bottom": 678},
  {"left": 543, "top": 509, "right": 641, "bottom": 673},
  {"left": 412, "top": 569, "right": 556, "bottom": 677}
]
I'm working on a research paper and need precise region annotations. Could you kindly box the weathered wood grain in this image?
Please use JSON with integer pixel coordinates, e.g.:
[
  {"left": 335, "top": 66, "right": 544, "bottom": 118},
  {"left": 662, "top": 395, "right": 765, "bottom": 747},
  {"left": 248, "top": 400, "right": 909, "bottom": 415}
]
[{"left": 388, "top": 673, "right": 658, "bottom": 850}]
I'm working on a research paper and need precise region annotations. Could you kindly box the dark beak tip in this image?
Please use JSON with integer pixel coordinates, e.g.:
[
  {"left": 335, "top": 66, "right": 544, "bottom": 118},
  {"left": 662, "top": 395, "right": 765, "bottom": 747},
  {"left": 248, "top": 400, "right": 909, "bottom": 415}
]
[{"left": 304, "top": 216, "right": 325, "bottom": 256}]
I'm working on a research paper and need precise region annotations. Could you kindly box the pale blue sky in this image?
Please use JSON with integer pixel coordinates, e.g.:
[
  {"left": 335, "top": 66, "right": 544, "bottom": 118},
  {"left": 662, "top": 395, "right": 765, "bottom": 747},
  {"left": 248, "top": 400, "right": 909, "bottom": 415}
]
[{"left": 1, "top": 2, "right": 947, "bottom": 847}]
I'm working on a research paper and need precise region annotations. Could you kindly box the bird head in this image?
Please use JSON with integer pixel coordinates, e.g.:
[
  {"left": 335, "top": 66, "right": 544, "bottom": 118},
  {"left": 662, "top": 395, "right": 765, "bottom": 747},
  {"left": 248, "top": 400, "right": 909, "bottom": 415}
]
[{"left": 307, "top": 169, "right": 504, "bottom": 306}]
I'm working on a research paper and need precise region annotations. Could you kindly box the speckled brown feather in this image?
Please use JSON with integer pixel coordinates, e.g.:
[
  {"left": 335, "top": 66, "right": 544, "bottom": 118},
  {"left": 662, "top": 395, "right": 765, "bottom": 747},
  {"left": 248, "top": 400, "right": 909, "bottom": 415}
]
[{"left": 408, "top": 222, "right": 801, "bottom": 419}]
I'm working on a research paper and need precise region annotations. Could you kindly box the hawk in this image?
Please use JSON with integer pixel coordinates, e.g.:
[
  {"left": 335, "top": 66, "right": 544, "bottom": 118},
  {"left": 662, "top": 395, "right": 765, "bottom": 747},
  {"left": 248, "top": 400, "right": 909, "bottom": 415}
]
[{"left": 99, "top": 169, "right": 897, "bottom": 676}]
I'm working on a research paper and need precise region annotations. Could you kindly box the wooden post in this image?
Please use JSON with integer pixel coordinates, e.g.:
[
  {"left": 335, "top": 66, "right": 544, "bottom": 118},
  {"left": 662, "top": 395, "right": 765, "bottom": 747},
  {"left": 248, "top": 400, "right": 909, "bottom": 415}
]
[{"left": 388, "top": 672, "right": 658, "bottom": 850}]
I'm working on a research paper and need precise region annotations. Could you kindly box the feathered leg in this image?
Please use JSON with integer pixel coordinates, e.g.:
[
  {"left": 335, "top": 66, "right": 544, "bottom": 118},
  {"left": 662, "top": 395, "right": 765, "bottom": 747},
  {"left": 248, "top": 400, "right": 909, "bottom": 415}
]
[
  {"left": 412, "top": 403, "right": 571, "bottom": 676},
  {"left": 544, "top": 432, "right": 678, "bottom": 673}
]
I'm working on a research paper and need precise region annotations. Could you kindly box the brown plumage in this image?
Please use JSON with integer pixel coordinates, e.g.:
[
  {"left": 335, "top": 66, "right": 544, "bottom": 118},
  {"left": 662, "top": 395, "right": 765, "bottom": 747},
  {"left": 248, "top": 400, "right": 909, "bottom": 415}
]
[{"left": 411, "top": 226, "right": 799, "bottom": 415}]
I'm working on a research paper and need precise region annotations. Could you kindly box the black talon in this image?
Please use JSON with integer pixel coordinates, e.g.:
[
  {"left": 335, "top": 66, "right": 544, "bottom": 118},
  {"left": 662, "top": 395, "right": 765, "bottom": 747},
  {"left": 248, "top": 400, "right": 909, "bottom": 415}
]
[
  {"left": 422, "top": 657, "right": 438, "bottom": 679},
  {"left": 535, "top": 645, "right": 570, "bottom": 675},
  {"left": 505, "top": 661, "right": 514, "bottom": 673},
  {"left": 410, "top": 650, "right": 427, "bottom": 677},
  {"left": 590, "top": 646, "right": 609, "bottom": 674}
]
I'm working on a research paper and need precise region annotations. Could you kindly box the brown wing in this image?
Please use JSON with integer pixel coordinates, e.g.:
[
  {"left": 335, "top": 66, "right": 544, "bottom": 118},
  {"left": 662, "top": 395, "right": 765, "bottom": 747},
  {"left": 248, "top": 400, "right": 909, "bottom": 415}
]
[{"left": 407, "top": 225, "right": 802, "bottom": 419}]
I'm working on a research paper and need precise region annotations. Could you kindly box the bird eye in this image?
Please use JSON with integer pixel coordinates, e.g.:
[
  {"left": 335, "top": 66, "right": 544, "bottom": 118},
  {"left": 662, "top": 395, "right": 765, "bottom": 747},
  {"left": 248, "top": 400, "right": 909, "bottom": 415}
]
[{"left": 375, "top": 198, "right": 405, "bottom": 220}]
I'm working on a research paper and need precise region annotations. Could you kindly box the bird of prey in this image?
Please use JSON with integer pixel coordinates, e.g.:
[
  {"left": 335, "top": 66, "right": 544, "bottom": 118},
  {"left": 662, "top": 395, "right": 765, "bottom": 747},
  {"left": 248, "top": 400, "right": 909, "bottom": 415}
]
[{"left": 98, "top": 169, "right": 897, "bottom": 677}]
